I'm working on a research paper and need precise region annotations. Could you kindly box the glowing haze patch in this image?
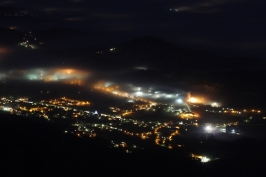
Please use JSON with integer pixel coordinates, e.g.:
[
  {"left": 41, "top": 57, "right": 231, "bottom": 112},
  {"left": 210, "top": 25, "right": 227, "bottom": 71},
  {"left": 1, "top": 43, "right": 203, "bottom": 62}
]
[
  {"left": 136, "top": 91, "right": 143, "bottom": 96},
  {"left": 201, "top": 156, "right": 211, "bottom": 163},
  {"left": 135, "top": 66, "right": 147, "bottom": 70},
  {"left": 188, "top": 97, "right": 198, "bottom": 103},
  {"left": 105, "top": 82, "right": 113, "bottom": 87},
  {"left": 177, "top": 99, "right": 183, "bottom": 103},
  {"left": 5, "top": 68, "right": 89, "bottom": 83},
  {"left": 205, "top": 125, "right": 212, "bottom": 131},
  {"left": 211, "top": 102, "right": 220, "bottom": 107},
  {"left": 0, "top": 73, "right": 6, "bottom": 80}
]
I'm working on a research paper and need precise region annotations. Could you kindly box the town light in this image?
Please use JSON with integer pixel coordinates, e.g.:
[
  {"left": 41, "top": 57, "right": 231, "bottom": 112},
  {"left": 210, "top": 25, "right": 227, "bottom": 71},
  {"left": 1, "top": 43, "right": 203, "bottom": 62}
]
[{"left": 189, "top": 97, "right": 198, "bottom": 103}]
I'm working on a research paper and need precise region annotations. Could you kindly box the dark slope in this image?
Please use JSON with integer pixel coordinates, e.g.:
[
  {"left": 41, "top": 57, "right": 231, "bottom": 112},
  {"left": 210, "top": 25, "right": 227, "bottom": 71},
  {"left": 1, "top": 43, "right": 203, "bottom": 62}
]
[
  {"left": 48, "top": 36, "right": 264, "bottom": 71},
  {"left": 1, "top": 111, "right": 266, "bottom": 176},
  {"left": 0, "top": 111, "right": 202, "bottom": 176}
]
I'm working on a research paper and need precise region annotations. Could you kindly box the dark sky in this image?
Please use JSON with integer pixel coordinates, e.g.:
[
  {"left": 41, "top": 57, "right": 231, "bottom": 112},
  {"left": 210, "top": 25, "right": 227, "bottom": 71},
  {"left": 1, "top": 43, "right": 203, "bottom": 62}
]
[{"left": 1, "top": 0, "right": 266, "bottom": 57}]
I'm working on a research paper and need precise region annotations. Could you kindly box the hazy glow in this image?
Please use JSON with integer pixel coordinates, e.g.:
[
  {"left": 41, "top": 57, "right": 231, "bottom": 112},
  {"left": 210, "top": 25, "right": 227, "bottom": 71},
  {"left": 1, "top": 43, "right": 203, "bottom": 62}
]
[
  {"left": 177, "top": 99, "right": 183, "bottom": 103},
  {"left": 25, "top": 68, "right": 88, "bottom": 81},
  {"left": 1, "top": 67, "right": 220, "bottom": 107},
  {"left": 188, "top": 97, "right": 198, "bottom": 103},
  {"left": 201, "top": 156, "right": 211, "bottom": 163},
  {"left": 4, "top": 68, "right": 89, "bottom": 83},
  {"left": 211, "top": 102, "right": 220, "bottom": 107},
  {"left": 0, "top": 73, "right": 6, "bottom": 79},
  {"left": 136, "top": 91, "right": 143, "bottom": 96},
  {"left": 205, "top": 125, "right": 212, "bottom": 131}
]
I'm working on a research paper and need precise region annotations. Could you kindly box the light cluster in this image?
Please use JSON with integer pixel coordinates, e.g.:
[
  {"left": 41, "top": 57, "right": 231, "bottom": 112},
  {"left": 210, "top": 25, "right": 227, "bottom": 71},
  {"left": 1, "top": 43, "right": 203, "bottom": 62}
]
[{"left": 6, "top": 68, "right": 89, "bottom": 82}]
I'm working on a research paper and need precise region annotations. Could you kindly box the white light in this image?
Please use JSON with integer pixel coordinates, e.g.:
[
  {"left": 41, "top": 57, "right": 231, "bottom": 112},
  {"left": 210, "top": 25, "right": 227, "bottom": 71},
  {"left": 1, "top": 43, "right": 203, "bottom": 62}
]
[
  {"left": 165, "top": 94, "right": 172, "bottom": 98},
  {"left": 177, "top": 99, "right": 183, "bottom": 103},
  {"left": 3, "top": 107, "right": 11, "bottom": 111},
  {"left": 201, "top": 156, "right": 210, "bottom": 163},
  {"left": 136, "top": 91, "right": 143, "bottom": 96},
  {"left": 211, "top": 102, "right": 219, "bottom": 107},
  {"left": 205, "top": 126, "right": 212, "bottom": 131}
]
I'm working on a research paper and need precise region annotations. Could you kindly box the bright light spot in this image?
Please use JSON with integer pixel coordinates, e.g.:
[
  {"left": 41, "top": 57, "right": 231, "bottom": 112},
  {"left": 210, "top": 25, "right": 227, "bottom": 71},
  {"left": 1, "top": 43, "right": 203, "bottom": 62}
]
[
  {"left": 136, "top": 91, "right": 143, "bottom": 96},
  {"left": 211, "top": 102, "right": 219, "bottom": 107},
  {"left": 201, "top": 156, "right": 210, "bottom": 163},
  {"left": 3, "top": 107, "right": 12, "bottom": 111},
  {"left": 177, "top": 99, "right": 183, "bottom": 103},
  {"left": 189, "top": 97, "right": 198, "bottom": 103},
  {"left": 205, "top": 125, "right": 212, "bottom": 131}
]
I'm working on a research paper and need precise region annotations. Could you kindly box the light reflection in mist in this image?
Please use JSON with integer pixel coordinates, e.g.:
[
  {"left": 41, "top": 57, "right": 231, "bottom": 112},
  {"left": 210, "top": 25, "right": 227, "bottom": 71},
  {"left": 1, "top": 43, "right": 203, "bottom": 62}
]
[{"left": 3, "top": 67, "right": 89, "bottom": 83}]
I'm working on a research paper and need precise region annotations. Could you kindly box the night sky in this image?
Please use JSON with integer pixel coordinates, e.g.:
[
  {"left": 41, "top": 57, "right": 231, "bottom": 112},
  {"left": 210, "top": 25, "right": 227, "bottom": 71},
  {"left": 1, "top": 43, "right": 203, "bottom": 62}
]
[{"left": 0, "top": 0, "right": 266, "bottom": 58}]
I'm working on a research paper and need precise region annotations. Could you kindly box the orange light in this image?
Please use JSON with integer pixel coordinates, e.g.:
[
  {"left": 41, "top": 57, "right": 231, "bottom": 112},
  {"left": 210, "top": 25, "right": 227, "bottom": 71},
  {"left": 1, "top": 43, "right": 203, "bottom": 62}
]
[{"left": 189, "top": 97, "right": 198, "bottom": 103}]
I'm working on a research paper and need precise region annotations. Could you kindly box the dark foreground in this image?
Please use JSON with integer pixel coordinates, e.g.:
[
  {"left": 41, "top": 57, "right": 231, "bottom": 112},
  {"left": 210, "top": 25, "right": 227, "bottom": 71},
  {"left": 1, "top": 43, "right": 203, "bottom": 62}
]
[{"left": 1, "top": 112, "right": 266, "bottom": 176}]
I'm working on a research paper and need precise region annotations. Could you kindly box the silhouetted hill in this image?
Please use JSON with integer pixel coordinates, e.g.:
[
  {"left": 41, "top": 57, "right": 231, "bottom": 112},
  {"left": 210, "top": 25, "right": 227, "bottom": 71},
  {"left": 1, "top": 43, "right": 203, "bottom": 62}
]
[
  {"left": 0, "top": 111, "right": 203, "bottom": 176},
  {"left": 39, "top": 35, "right": 264, "bottom": 72},
  {"left": 63, "top": 36, "right": 264, "bottom": 71},
  {"left": 109, "top": 36, "right": 207, "bottom": 69},
  {"left": 116, "top": 36, "right": 192, "bottom": 55},
  {"left": 1, "top": 110, "right": 266, "bottom": 176},
  {"left": 92, "top": 36, "right": 262, "bottom": 71}
]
